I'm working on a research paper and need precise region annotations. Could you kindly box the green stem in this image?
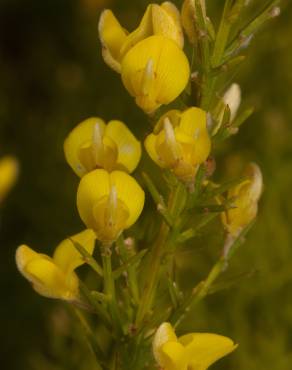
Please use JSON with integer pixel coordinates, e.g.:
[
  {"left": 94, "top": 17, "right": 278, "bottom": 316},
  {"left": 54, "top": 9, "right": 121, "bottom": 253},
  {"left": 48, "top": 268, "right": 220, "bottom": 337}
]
[
  {"left": 116, "top": 237, "right": 142, "bottom": 304},
  {"left": 73, "top": 308, "right": 104, "bottom": 369},
  {"left": 135, "top": 182, "right": 186, "bottom": 328},
  {"left": 135, "top": 222, "right": 170, "bottom": 328},
  {"left": 212, "top": 0, "right": 234, "bottom": 67},
  {"left": 170, "top": 222, "right": 255, "bottom": 327},
  {"left": 224, "top": 0, "right": 280, "bottom": 60},
  {"left": 170, "top": 257, "right": 226, "bottom": 327},
  {"left": 102, "top": 251, "right": 122, "bottom": 336},
  {"left": 201, "top": 0, "right": 234, "bottom": 110}
]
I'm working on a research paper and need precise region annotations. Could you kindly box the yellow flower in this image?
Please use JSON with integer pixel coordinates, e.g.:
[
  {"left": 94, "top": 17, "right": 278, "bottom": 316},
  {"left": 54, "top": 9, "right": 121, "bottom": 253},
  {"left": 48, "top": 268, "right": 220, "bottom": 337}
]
[
  {"left": 64, "top": 117, "right": 141, "bottom": 177},
  {"left": 121, "top": 35, "right": 190, "bottom": 113},
  {"left": 0, "top": 156, "right": 19, "bottom": 203},
  {"left": 221, "top": 163, "right": 263, "bottom": 236},
  {"left": 77, "top": 169, "right": 145, "bottom": 243},
  {"left": 153, "top": 322, "right": 237, "bottom": 370},
  {"left": 145, "top": 107, "right": 211, "bottom": 182},
  {"left": 16, "top": 229, "right": 96, "bottom": 301},
  {"left": 99, "top": 3, "right": 189, "bottom": 113},
  {"left": 98, "top": 2, "right": 184, "bottom": 73}
]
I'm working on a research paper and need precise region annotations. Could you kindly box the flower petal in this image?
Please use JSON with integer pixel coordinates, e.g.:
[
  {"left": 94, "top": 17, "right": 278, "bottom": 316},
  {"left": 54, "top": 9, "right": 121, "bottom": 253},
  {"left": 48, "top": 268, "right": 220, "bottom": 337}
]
[
  {"left": 25, "top": 257, "right": 79, "bottom": 300},
  {"left": 106, "top": 120, "right": 141, "bottom": 173},
  {"left": 53, "top": 229, "right": 96, "bottom": 274},
  {"left": 181, "top": 0, "right": 197, "bottom": 44},
  {"left": 110, "top": 171, "right": 145, "bottom": 228},
  {"left": 179, "top": 333, "right": 238, "bottom": 370},
  {"left": 153, "top": 322, "right": 178, "bottom": 365},
  {"left": 178, "top": 107, "right": 211, "bottom": 164},
  {"left": 16, "top": 245, "right": 47, "bottom": 282},
  {"left": 152, "top": 2, "right": 184, "bottom": 48},
  {"left": 144, "top": 133, "right": 166, "bottom": 168},
  {"left": 64, "top": 117, "right": 106, "bottom": 177},
  {"left": 121, "top": 35, "right": 190, "bottom": 113},
  {"left": 98, "top": 9, "right": 128, "bottom": 72},
  {"left": 77, "top": 169, "right": 111, "bottom": 231},
  {"left": 160, "top": 341, "right": 188, "bottom": 370},
  {"left": 120, "top": 5, "right": 153, "bottom": 58},
  {"left": 16, "top": 245, "right": 79, "bottom": 300}
]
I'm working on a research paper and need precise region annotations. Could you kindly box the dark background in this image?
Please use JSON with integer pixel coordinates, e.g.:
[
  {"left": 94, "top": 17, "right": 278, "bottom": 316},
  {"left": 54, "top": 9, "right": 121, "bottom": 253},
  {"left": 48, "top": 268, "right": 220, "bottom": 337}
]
[{"left": 1, "top": 0, "right": 292, "bottom": 369}]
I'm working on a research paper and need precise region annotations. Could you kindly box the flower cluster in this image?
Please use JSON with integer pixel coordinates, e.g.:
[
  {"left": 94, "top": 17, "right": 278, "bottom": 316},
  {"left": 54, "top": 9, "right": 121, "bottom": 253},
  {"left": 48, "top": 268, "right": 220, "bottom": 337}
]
[{"left": 13, "top": 0, "right": 273, "bottom": 369}]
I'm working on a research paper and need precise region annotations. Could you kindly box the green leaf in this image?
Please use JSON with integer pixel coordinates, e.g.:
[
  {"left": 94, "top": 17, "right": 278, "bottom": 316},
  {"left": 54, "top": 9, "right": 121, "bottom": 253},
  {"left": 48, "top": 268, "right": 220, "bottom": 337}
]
[
  {"left": 177, "top": 212, "right": 219, "bottom": 243},
  {"left": 142, "top": 172, "right": 175, "bottom": 227},
  {"left": 224, "top": 0, "right": 281, "bottom": 59},
  {"left": 113, "top": 249, "right": 148, "bottom": 279},
  {"left": 202, "top": 176, "right": 248, "bottom": 200},
  {"left": 71, "top": 239, "right": 103, "bottom": 277},
  {"left": 208, "top": 269, "right": 258, "bottom": 295}
]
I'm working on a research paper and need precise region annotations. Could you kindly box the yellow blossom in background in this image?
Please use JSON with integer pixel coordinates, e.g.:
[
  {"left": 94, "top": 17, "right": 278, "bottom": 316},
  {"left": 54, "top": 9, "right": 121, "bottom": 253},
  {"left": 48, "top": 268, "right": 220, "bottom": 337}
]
[
  {"left": 64, "top": 117, "right": 141, "bottom": 177},
  {"left": 77, "top": 169, "right": 145, "bottom": 243},
  {"left": 98, "top": 2, "right": 184, "bottom": 73},
  {"left": 221, "top": 163, "right": 263, "bottom": 236},
  {"left": 153, "top": 322, "right": 237, "bottom": 370},
  {"left": 16, "top": 229, "right": 96, "bottom": 301},
  {"left": 145, "top": 107, "right": 211, "bottom": 182},
  {"left": 0, "top": 155, "right": 18, "bottom": 203}
]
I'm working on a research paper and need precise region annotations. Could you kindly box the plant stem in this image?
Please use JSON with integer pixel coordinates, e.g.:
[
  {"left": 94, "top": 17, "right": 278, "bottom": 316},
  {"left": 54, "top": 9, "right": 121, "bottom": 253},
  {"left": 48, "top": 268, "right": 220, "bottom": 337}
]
[
  {"left": 170, "top": 257, "right": 226, "bottom": 327},
  {"left": 73, "top": 308, "right": 104, "bottom": 369},
  {"left": 224, "top": 0, "right": 281, "bottom": 60},
  {"left": 201, "top": 0, "right": 234, "bottom": 110},
  {"left": 102, "top": 250, "right": 122, "bottom": 336},
  {"left": 115, "top": 236, "right": 142, "bottom": 304},
  {"left": 135, "top": 222, "right": 170, "bottom": 328},
  {"left": 135, "top": 182, "right": 186, "bottom": 329},
  {"left": 212, "top": 0, "right": 234, "bottom": 67}
]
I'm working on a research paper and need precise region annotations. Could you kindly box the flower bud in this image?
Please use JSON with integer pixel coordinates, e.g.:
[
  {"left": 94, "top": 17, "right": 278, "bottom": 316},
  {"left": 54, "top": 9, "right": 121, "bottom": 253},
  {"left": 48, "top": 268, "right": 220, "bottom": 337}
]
[
  {"left": 181, "top": 0, "right": 207, "bottom": 44},
  {"left": 223, "top": 83, "right": 241, "bottom": 122},
  {"left": 181, "top": 0, "right": 196, "bottom": 43},
  {"left": 64, "top": 118, "right": 141, "bottom": 177},
  {"left": 221, "top": 163, "right": 263, "bottom": 236},
  {"left": 77, "top": 169, "right": 145, "bottom": 243},
  {"left": 16, "top": 230, "right": 96, "bottom": 301},
  {"left": 145, "top": 107, "right": 211, "bottom": 182}
]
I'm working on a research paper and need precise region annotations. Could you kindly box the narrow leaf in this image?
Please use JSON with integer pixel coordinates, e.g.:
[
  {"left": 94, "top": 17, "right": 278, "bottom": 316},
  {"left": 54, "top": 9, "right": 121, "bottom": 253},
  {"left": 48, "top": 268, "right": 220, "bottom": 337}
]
[
  {"left": 71, "top": 239, "right": 103, "bottom": 277},
  {"left": 113, "top": 249, "right": 147, "bottom": 279}
]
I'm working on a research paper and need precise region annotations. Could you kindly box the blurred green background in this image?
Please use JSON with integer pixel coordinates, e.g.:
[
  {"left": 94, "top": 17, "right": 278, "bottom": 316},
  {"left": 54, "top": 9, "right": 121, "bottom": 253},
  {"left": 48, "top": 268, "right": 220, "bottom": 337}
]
[{"left": 0, "top": 0, "right": 292, "bottom": 369}]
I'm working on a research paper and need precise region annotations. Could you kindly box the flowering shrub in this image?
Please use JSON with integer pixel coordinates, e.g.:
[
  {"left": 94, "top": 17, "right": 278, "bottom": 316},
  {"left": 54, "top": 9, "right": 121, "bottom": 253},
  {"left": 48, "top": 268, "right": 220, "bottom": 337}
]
[{"left": 15, "top": 1, "right": 280, "bottom": 369}]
